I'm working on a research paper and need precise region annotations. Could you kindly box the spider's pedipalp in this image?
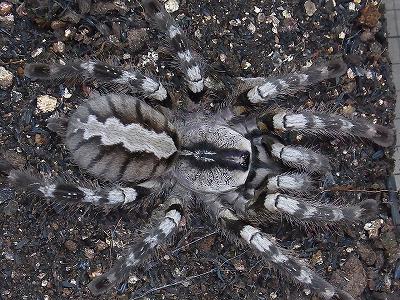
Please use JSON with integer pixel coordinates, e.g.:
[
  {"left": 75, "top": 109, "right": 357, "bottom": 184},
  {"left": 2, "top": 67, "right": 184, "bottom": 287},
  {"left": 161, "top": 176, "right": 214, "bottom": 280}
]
[
  {"left": 207, "top": 200, "right": 354, "bottom": 300},
  {"left": 88, "top": 196, "right": 183, "bottom": 295},
  {"left": 249, "top": 192, "right": 378, "bottom": 223},
  {"left": 244, "top": 59, "right": 347, "bottom": 104},
  {"left": 6, "top": 169, "right": 155, "bottom": 206},
  {"left": 263, "top": 136, "right": 331, "bottom": 174},
  {"left": 261, "top": 111, "right": 395, "bottom": 147},
  {"left": 25, "top": 62, "right": 168, "bottom": 101},
  {"left": 142, "top": 0, "right": 205, "bottom": 94}
]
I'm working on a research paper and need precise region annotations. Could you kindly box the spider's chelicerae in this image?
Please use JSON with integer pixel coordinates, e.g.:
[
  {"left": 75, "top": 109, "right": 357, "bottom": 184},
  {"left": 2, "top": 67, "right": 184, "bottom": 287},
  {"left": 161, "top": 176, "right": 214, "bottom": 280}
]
[{"left": 1, "top": 1, "right": 395, "bottom": 299}]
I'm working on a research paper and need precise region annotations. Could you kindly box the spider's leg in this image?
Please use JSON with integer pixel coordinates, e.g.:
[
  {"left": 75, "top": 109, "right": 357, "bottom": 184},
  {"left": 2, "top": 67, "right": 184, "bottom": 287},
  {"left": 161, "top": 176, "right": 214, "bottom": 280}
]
[
  {"left": 240, "top": 59, "right": 346, "bottom": 104},
  {"left": 206, "top": 199, "right": 354, "bottom": 300},
  {"left": 263, "top": 136, "right": 331, "bottom": 174},
  {"left": 25, "top": 61, "right": 168, "bottom": 101},
  {"left": 247, "top": 191, "right": 377, "bottom": 223},
  {"left": 142, "top": 0, "right": 205, "bottom": 94},
  {"left": 88, "top": 195, "right": 183, "bottom": 295},
  {"left": 266, "top": 172, "right": 314, "bottom": 195},
  {"left": 5, "top": 168, "right": 158, "bottom": 206},
  {"left": 260, "top": 111, "right": 395, "bottom": 147}
]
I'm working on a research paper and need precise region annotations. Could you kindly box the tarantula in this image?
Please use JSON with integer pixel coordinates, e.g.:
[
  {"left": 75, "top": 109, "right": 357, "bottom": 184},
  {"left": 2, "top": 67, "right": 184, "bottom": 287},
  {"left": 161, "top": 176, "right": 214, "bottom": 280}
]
[{"left": 1, "top": 0, "right": 395, "bottom": 299}]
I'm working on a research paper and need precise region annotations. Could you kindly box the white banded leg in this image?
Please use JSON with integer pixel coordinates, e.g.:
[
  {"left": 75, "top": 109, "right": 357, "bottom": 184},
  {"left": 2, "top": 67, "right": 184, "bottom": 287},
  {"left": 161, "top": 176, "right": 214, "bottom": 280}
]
[
  {"left": 248, "top": 192, "right": 377, "bottom": 222},
  {"left": 24, "top": 61, "right": 167, "bottom": 101},
  {"left": 262, "top": 111, "right": 394, "bottom": 147},
  {"left": 263, "top": 137, "right": 331, "bottom": 174},
  {"left": 242, "top": 60, "right": 347, "bottom": 104},
  {"left": 142, "top": 0, "right": 205, "bottom": 93},
  {"left": 206, "top": 200, "right": 354, "bottom": 300},
  {"left": 266, "top": 172, "right": 314, "bottom": 195},
  {"left": 7, "top": 170, "right": 157, "bottom": 206},
  {"left": 88, "top": 196, "right": 183, "bottom": 295}
]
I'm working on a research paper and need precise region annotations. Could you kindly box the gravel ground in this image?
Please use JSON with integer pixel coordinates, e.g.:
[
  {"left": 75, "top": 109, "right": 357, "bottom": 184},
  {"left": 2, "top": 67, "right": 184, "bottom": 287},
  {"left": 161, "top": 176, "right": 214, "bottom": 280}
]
[{"left": 1, "top": 1, "right": 399, "bottom": 299}]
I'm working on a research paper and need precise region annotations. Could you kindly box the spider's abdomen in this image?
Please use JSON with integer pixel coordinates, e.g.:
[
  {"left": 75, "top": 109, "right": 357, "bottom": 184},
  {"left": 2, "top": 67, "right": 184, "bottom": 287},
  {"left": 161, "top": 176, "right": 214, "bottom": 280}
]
[
  {"left": 65, "top": 94, "right": 178, "bottom": 183},
  {"left": 175, "top": 125, "right": 252, "bottom": 193}
]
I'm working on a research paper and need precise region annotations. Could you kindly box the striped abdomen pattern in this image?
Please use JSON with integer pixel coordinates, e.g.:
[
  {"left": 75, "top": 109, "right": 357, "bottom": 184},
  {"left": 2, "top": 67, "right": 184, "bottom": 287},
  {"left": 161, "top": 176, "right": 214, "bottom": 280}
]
[{"left": 65, "top": 94, "right": 179, "bottom": 183}]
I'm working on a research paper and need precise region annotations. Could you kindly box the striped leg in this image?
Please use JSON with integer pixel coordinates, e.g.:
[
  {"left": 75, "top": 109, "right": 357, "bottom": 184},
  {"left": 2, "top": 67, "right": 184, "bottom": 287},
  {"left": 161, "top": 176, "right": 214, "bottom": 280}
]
[
  {"left": 88, "top": 196, "right": 183, "bottom": 295},
  {"left": 207, "top": 200, "right": 354, "bottom": 300},
  {"left": 266, "top": 172, "right": 314, "bottom": 195},
  {"left": 263, "top": 136, "right": 331, "bottom": 174},
  {"left": 142, "top": 0, "right": 205, "bottom": 93},
  {"left": 248, "top": 192, "right": 377, "bottom": 223},
  {"left": 242, "top": 60, "right": 347, "bottom": 104},
  {"left": 260, "top": 111, "right": 395, "bottom": 147},
  {"left": 24, "top": 61, "right": 168, "bottom": 101},
  {"left": 7, "top": 169, "right": 157, "bottom": 206}
]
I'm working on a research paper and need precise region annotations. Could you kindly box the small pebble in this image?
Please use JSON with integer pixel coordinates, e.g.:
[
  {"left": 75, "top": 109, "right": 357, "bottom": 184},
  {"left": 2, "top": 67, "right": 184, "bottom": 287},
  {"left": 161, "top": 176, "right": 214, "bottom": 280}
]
[
  {"left": 95, "top": 240, "right": 108, "bottom": 251},
  {"left": 364, "top": 219, "right": 384, "bottom": 238},
  {"left": 0, "top": 13, "right": 13, "bottom": 25},
  {"left": 0, "top": 66, "right": 13, "bottom": 89},
  {"left": 89, "top": 269, "right": 103, "bottom": 279},
  {"left": 164, "top": 0, "right": 179, "bottom": 13},
  {"left": 34, "top": 134, "right": 46, "bottom": 145},
  {"left": 84, "top": 248, "right": 95, "bottom": 259},
  {"left": 62, "top": 87, "right": 72, "bottom": 99},
  {"left": 254, "top": 6, "right": 261, "bottom": 14},
  {"left": 303, "top": 288, "right": 311, "bottom": 295},
  {"left": 37, "top": 95, "right": 58, "bottom": 113},
  {"left": 0, "top": 2, "right": 12, "bottom": 16},
  {"left": 257, "top": 12, "right": 266, "bottom": 23},
  {"left": 64, "top": 240, "right": 77, "bottom": 252},
  {"left": 339, "top": 31, "right": 346, "bottom": 39},
  {"left": 347, "top": 68, "right": 356, "bottom": 79},
  {"left": 248, "top": 22, "right": 256, "bottom": 34},
  {"left": 304, "top": 1, "right": 317, "bottom": 17},
  {"left": 128, "top": 274, "right": 139, "bottom": 284},
  {"left": 282, "top": 10, "right": 291, "bottom": 19},
  {"left": 311, "top": 250, "right": 323, "bottom": 265},
  {"left": 232, "top": 259, "right": 245, "bottom": 271},
  {"left": 31, "top": 47, "right": 43, "bottom": 58},
  {"left": 52, "top": 41, "right": 65, "bottom": 53},
  {"left": 241, "top": 61, "right": 251, "bottom": 70}
]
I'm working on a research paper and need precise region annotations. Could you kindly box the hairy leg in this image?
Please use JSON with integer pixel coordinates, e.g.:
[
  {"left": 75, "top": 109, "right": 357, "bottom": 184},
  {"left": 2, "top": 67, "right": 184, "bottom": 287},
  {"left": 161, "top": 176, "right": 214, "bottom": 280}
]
[
  {"left": 248, "top": 191, "right": 377, "bottom": 223},
  {"left": 266, "top": 172, "right": 314, "bottom": 195},
  {"left": 5, "top": 168, "right": 158, "bottom": 206},
  {"left": 263, "top": 136, "right": 331, "bottom": 174},
  {"left": 239, "top": 59, "right": 347, "bottom": 104},
  {"left": 24, "top": 61, "right": 168, "bottom": 101},
  {"left": 205, "top": 199, "right": 354, "bottom": 300},
  {"left": 88, "top": 195, "right": 183, "bottom": 295},
  {"left": 260, "top": 111, "right": 394, "bottom": 147},
  {"left": 142, "top": 0, "right": 205, "bottom": 94}
]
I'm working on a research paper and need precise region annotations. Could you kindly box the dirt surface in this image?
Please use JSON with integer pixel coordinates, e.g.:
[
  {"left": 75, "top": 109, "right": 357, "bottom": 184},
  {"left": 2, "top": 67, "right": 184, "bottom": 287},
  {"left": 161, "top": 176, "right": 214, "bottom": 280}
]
[{"left": 1, "top": 1, "right": 400, "bottom": 300}]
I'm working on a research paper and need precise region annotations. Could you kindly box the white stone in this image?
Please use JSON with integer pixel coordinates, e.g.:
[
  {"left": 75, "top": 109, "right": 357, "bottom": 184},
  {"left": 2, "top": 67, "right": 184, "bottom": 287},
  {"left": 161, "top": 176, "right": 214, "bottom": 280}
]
[
  {"left": 0, "top": 66, "right": 13, "bottom": 89},
  {"left": 164, "top": 0, "right": 179, "bottom": 13},
  {"left": 31, "top": 47, "right": 43, "bottom": 58},
  {"left": 304, "top": 1, "right": 317, "bottom": 17},
  {"left": 37, "top": 95, "right": 58, "bottom": 113}
]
